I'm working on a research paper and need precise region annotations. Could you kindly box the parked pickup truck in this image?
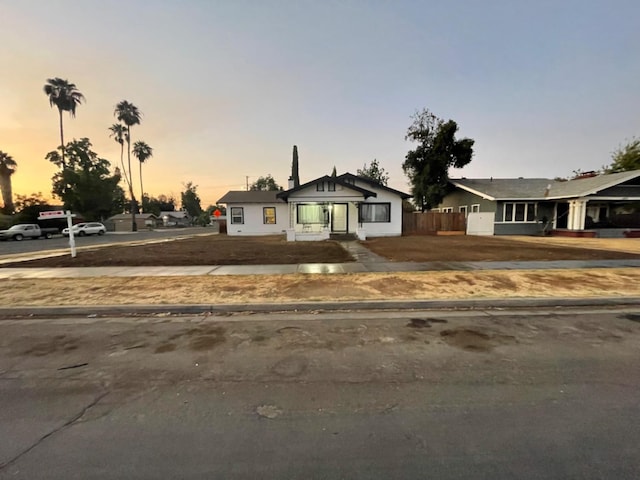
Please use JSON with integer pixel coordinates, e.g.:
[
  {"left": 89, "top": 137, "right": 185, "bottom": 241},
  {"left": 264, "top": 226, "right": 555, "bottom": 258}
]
[{"left": 0, "top": 224, "right": 59, "bottom": 241}]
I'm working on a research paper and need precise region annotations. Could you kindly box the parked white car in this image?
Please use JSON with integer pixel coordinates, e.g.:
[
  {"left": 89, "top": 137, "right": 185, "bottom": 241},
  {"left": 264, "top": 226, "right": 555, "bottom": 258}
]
[{"left": 62, "top": 222, "right": 106, "bottom": 237}]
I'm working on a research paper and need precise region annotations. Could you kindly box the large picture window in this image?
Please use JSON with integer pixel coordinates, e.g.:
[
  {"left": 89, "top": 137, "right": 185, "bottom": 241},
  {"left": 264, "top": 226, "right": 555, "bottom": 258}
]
[
  {"left": 297, "top": 204, "right": 326, "bottom": 224},
  {"left": 503, "top": 202, "right": 536, "bottom": 222},
  {"left": 263, "top": 207, "right": 276, "bottom": 224},
  {"left": 359, "top": 203, "right": 390, "bottom": 223},
  {"left": 230, "top": 207, "right": 244, "bottom": 224}
]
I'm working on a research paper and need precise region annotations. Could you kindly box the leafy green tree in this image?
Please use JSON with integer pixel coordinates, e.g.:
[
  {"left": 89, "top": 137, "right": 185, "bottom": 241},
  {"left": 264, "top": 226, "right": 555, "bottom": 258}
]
[
  {"left": 402, "top": 108, "right": 474, "bottom": 211},
  {"left": 43, "top": 78, "right": 84, "bottom": 170},
  {"left": 13, "top": 193, "right": 51, "bottom": 224},
  {"left": 46, "top": 138, "right": 125, "bottom": 220},
  {"left": 0, "top": 151, "right": 17, "bottom": 214},
  {"left": 181, "top": 182, "right": 202, "bottom": 219},
  {"left": 606, "top": 138, "right": 640, "bottom": 173},
  {"left": 114, "top": 100, "right": 142, "bottom": 230},
  {"left": 357, "top": 158, "right": 389, "bottom": 185},
  {"left": 132, "top": 140, "right": 153, "bottom": 212},
  {"left": 250, "top": 174, "right": 282, "bottom": 191},
  {"left": 143, "top": 194, "right": 177, "bottom": 216}
]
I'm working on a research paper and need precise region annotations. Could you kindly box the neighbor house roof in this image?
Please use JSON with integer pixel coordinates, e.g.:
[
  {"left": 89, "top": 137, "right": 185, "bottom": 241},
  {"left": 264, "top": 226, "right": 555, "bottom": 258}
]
[
  {"left": 276, "top": 175, "right": 377, "bottom": 200},
  {"left": 451, "top": 170, "right": 640, "bottom": 201},
  {"left": 161, "top": 210, "right": 190, "bottom": 218},
  {"left": 217, "top": 191, "right": 286, "bottom": 204}
]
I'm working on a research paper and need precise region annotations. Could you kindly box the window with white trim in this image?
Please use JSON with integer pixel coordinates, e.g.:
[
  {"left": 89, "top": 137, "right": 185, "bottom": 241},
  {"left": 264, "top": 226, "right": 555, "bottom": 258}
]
[
  {"left": 441, "top": 207, "right": 453, "bottom": 213},
  {"left": 503, "top": 202, "right": 536, "bottom": 222},
  {"left": 297, "top": 204, "right": 326, "bottom": 224},
  {"left": 471, "top": 204, "right": 480, "bottom": 213},
  {"left": 359, "top": 203, "right": 391, "bottom": 222},
  {"left": 459, "top": 205, "right": 468, "bottom": 216},
  {"left": 263, "top": 207, "right": 276, "bottom": 224},
  {"left": 230, "top": 207, "right": 244, "bottom": 224}
]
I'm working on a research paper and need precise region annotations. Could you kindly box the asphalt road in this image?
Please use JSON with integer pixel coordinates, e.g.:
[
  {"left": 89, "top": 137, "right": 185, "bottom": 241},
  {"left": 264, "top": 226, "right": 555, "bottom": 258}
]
[
  {"left": 1, "top": 307, "right": 639, "bottom": 479},
  {"left": 0, "top": 227, "right": 212, "bottom": 257}
]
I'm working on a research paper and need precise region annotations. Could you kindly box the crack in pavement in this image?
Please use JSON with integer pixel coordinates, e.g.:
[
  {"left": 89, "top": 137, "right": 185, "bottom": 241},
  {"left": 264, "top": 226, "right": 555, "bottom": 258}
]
[{"left": 0, "top": 391, "right": 109, "bottom": 471}]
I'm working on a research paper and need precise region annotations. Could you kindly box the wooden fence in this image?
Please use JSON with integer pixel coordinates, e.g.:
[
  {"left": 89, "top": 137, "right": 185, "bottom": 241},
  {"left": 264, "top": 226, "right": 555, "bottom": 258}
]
[{"left": 402, "top": 212, "right": 466, "bottom": 235}]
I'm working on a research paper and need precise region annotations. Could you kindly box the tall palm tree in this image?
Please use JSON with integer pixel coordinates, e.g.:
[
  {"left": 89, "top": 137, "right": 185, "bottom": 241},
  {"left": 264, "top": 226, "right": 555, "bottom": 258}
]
[
  {"left": 114, "top": 100, "right": 142, "bottom": 231},
  {"left": 43, "top": 78, "right": 84, "bottom": 170},
  {"left": 0, "top": 151, "right": 17, "bottom": 214},
  {"left": 108, "top": 123, "right": 131, "bottom": 189},
  {"left": 132, "top": 141, "right": 153, "bottom": 213}
]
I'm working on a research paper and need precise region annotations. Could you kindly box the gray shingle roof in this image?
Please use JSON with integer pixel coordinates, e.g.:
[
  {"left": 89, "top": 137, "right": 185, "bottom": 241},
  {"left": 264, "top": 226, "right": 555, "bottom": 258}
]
[
  {"left": 451, "top": 170, "right": 640, "bottom": 200},
  {"left": 218, "top": 191, "right": 285, "bottom": 204}
]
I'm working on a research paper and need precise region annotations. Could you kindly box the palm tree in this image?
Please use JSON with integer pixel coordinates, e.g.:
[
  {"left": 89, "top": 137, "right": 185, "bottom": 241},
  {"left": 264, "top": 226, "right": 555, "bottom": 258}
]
[
  {"left": 109, "top": 123, "right": 131, "bottom": 190},
  {"left": 114, "top": 100, "right": 142, "bottom": 231},
  {"left": 0, "top": 151, "right": 17, "bottom": 214},
  {"left": 43, "top": 78, "right": 85, "bottom": 170},
  {"left": 132, "top": 141, "right": 153, "bottom": 213}
]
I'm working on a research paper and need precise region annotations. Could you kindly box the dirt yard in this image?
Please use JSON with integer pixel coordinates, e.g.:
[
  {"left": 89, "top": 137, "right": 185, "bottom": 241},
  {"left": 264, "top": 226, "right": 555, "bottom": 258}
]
[
  {"left": 1, "top": 235, "right": 638, "bottom": 307},
  {"left": 3, "top": 234, "right": 640, "bottom": 268},
  {"left": 363, "top": 235, "right": 640, "bottom": 262}
]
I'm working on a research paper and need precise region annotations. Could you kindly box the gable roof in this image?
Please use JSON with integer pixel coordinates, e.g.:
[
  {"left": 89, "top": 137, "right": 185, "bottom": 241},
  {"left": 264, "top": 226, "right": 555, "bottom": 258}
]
[
  {"left": 337, "top": 172, "right": 412, "bottom": 199},
  {"left": 451, "top": 170, "right": 640, "bottom": 201},
  {"left": 218, "top": 190, "right": 285, "bottom": 204},
  {"left": 276, "top": 175, "right": 377, "bottom": 200}
]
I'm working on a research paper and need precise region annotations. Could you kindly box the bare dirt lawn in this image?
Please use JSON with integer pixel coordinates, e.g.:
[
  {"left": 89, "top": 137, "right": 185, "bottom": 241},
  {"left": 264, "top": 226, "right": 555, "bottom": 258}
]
[
  {"left": 2, "top": 235, "right": 353, "bottom": 268},
  {"left": 4, "top": 234, "right": 640, "bottom": 268},
  {"left": 363, "top": 235, "right": 640, "bottom": 262}
]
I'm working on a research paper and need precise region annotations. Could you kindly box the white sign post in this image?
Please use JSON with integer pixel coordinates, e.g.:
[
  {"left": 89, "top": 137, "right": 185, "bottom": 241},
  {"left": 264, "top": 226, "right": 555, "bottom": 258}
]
[{"left": 37, "top": 210, "right": 77, "bottom": 258}]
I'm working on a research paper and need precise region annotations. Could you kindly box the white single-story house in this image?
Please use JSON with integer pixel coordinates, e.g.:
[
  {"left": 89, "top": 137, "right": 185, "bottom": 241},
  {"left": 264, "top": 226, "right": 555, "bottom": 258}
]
[
  {"left": 218, "top": 173, "right": 411, "bottom": 241},
  {"left": 436, "top": 169, "right": 640, "bottom": 237}
]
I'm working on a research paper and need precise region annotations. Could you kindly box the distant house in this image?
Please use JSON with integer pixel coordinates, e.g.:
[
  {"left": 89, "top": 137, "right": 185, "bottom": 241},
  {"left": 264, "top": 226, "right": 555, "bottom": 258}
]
[
  {"left": 218, "top": 173, "right": 410, "bottom": 241},
  {"left": 106, "top": 213, "right": 160, "bottom": 232},
  {"left": 437, "top": 170, "right": 640, "bottom": 237},
  {"left": 160, "top": 210, "right": 191, "bottom": 227}
]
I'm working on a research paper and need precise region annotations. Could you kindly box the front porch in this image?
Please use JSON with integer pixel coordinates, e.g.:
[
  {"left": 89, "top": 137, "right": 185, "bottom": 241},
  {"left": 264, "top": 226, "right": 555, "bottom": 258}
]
[
  {"left": 285, "top": 201, "right": 366, "bottom": 241},
  {"left": 553, "top": 199, "right": 640, "bottom": 238}
]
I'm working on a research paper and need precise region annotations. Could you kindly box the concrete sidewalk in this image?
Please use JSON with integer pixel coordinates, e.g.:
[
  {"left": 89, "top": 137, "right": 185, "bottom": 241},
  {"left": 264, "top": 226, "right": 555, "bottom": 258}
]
[{"left": 0, "top": 258, "right": 639, "bottom": 279}]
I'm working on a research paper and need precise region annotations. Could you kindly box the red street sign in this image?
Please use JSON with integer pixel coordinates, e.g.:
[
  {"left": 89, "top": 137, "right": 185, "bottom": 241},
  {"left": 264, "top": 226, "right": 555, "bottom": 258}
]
[
  {"left": 213, "top": 209, "right": 221, "bottom": 218},
  {"left": 38, "top": 210, "right": 66, "bottom": 219}
]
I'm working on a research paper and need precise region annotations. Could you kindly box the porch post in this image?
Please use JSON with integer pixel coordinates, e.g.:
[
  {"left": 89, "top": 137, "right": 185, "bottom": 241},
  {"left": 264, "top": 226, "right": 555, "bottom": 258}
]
[
  {"left": 577, "top": 199, "right": 587, "bottom": 230},
  {"left": 568, "top": 200, "right": 587, "bottom": 230}
]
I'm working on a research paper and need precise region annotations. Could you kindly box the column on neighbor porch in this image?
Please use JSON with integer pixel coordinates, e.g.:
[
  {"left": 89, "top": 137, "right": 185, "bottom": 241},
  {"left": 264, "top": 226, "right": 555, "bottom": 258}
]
[{"left": 567, "top": 199, "right": 587, "bottom": 230}]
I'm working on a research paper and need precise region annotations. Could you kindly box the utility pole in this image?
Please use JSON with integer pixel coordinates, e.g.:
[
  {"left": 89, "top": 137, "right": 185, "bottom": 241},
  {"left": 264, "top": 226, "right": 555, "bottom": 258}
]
[{"left": 246, "top": 176, "right": 249, "bottom": 191}]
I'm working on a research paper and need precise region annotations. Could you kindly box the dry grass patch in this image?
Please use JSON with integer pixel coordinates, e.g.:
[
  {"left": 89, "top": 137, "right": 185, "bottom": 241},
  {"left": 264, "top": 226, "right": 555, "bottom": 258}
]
[{"left": 0, "top": 269, "right": 638, "bottom": 307}]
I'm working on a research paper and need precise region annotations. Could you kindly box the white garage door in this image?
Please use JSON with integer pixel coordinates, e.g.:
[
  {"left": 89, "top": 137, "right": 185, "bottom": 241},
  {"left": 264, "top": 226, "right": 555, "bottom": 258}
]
[{"left": 466, "top": 212, "right": 494, "bottom": 236}]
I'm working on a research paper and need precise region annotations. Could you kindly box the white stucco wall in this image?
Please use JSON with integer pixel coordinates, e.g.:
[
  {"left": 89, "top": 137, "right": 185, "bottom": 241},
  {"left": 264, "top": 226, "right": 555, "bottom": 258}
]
[
  {"left": 358, "top": 188, "right": 404, "bottom": 237},
  {"left": 226, "top": 203, "right": 288, "bottom": 236}
]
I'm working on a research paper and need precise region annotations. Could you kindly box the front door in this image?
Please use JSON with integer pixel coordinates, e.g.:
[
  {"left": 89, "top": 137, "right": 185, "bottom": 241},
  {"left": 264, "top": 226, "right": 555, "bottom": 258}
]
[{"left": 331, "top": 203, "right": 348, "bottom": 233}]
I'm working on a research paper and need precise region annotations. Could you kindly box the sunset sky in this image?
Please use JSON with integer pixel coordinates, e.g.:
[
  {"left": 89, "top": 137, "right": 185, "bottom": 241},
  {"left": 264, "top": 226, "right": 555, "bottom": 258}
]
[{"left": 2, "top": 0, "right": 639, "bottom": 208}]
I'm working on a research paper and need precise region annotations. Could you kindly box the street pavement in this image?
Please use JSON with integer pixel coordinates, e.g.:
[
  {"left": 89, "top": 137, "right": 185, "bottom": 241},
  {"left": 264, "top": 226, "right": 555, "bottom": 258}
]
[{"left": 1, "top": 307, "right": 639, "bottom": 479}]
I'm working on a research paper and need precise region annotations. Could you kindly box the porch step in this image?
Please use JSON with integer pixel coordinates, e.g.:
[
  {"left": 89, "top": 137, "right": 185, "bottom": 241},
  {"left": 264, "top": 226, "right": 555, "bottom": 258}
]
[{"left": 330, "top": 233, "right": 357, "bottom": 241}]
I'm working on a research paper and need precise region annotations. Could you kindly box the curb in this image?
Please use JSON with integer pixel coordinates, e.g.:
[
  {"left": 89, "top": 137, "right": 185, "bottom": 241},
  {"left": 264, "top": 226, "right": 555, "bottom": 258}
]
[{"left": 1, "top": 297, "right": 638, "bottom": 318}]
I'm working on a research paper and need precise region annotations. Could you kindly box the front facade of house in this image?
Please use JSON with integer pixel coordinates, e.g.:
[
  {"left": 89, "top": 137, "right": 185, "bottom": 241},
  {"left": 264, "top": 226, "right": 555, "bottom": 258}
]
[
  {"left": 437, "top": 170, "right": 640, "bottom": 236},
  {"left": 218, "top": 173, "right": 410, "bottom": 241}
]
